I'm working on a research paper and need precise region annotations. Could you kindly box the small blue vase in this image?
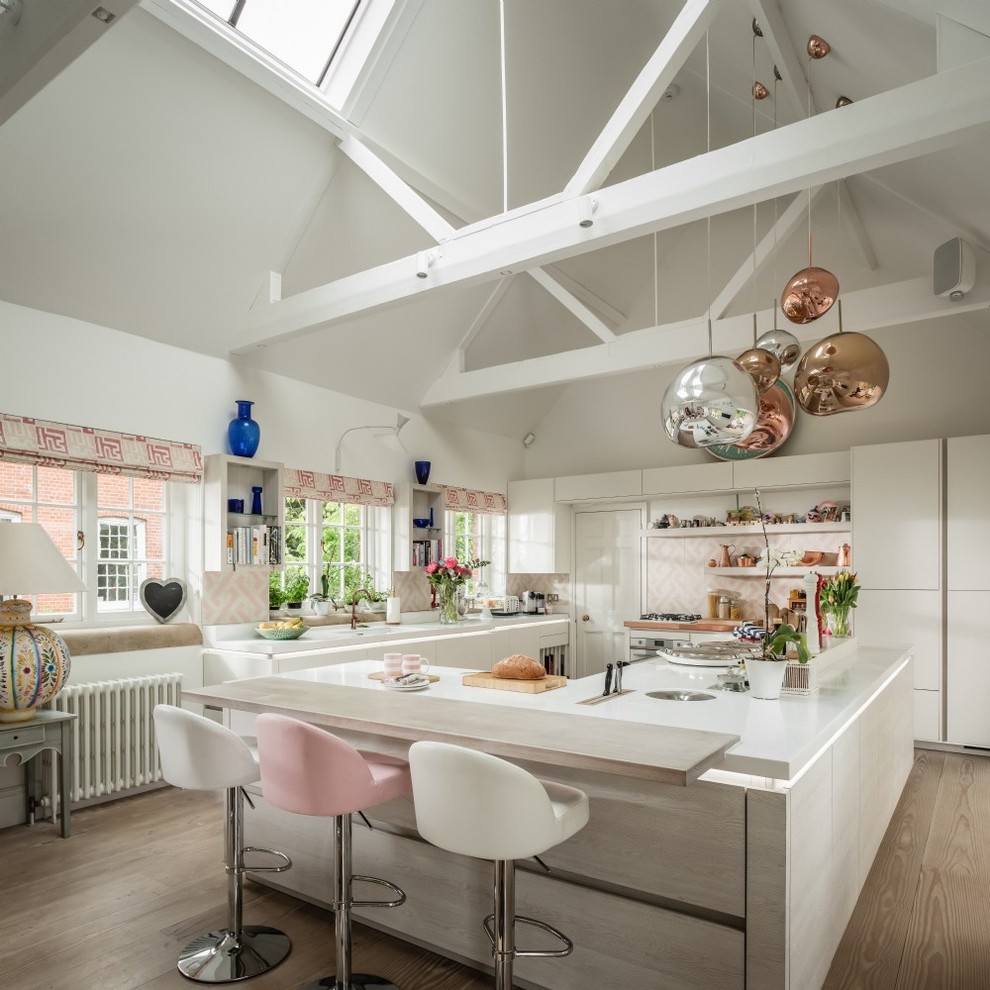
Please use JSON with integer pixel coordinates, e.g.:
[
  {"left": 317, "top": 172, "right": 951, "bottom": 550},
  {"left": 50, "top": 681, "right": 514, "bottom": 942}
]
[
  {"left": 228, "top": 400, "right": 260, "bottom": 458},
  {"left": 414, "top": 460, "right": 431, "bottom": 485}
]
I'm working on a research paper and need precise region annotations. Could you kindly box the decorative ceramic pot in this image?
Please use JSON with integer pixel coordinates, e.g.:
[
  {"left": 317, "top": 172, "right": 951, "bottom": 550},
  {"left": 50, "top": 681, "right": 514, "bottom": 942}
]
[
  {"left": 436, "top": 584, "right": 459, "bottom": 624},
  {"left": 228, "top": 400, "right": 260, "bottom": 458},
  {"left": 746, "top": 657, "right": 787, "bottom": 700},
  {"left": 0, "top": 605, "right": 72, "bottom": 722}
]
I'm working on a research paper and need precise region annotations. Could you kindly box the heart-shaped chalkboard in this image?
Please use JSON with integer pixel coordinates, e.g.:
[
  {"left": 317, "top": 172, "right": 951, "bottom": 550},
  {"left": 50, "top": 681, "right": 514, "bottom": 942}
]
[{"left": 140, "top": 578, "right": 187, "bottom": 624}]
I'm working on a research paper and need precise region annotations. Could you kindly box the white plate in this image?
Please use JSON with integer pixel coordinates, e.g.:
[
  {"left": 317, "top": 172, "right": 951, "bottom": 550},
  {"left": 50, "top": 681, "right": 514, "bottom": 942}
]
[{"left": 381, "top": 676, "right": 431, "bottom": 691}]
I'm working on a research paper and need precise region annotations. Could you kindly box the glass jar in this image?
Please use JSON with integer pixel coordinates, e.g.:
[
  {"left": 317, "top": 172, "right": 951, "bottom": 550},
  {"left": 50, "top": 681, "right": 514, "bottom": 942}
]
[{"left": 718, "top": 596, "right": 731, "bottom": 619}]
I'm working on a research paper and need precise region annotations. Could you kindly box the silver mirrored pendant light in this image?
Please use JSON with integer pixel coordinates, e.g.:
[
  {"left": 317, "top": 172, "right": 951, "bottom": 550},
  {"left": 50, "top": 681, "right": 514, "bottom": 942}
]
[
  {"left": 793, "top": 300, "right": 889, "bottom": 415},
  {"left": 661, "top": 31, "right": 758, "bottom": 450}
]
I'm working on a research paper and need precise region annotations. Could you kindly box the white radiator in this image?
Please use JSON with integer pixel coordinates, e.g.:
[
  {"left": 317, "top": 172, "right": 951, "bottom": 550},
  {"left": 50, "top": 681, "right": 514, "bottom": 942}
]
[{"left": 47, "top": 674, "right": 183, "bottom": 804}]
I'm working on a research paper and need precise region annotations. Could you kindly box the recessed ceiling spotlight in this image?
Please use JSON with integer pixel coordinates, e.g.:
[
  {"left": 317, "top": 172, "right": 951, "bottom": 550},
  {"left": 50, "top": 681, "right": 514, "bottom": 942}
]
[
  {"left": 92, "top": 6, "right": 116, "bottom": 23},
  {"left": 835, "top": 95, "right": 854, "bottom": 108},
  {"left": 522, "top": 432, "right": 536, "bottom": 448},
  {"left": 662, "top": 83, "right": 680, "bottom": 101}
]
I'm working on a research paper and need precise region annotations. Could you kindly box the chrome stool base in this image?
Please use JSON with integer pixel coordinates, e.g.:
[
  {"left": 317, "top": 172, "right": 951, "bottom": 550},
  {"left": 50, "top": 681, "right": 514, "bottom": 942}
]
[
  {"left": 177, "top": 925, "right": 292, "bottom": 983},
  {"left": 303, "top": 976, "right": 401, "bottom": 990}
]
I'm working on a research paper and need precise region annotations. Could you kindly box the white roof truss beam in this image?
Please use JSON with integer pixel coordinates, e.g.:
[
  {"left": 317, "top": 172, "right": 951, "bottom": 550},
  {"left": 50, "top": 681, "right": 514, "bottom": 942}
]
[
  {"left": 527, "top": 269, "right": 616, "bottom": 342},
  {"left": 233, "top": 54, "right": 990, "bottom": 353},
  {"left": 422, "top": 275, "right": 990, "bottom": 405},
  {"left": 565, "top": 0, "right": 723, "bottom": 197}
]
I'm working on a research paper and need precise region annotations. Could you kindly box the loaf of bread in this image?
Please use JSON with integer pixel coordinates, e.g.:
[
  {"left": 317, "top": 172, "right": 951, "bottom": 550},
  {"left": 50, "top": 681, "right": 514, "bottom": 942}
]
[{"left": 492, "top": 654, "right": 545, "bottom": 680}]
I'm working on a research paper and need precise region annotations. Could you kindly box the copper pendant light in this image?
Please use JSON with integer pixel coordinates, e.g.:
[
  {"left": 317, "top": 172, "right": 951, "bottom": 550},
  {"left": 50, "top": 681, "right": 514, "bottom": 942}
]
[
  {"left": 738, "top": 315, "right": 781, "bottom": 393},
  {"left": 708, "top": 379, "right": 795, "bottom": 460},
  {"left": 781, "top": 36, "right": 838, "bottom": 325},
  {"left": 793, "top": 301, "right": 889, "bottom": 415}
]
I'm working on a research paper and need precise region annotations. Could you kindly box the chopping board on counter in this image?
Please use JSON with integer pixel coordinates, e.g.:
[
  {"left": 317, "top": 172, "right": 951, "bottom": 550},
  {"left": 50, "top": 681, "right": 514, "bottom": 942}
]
[{"left": 462, "top": 672, "right": 568, "bottom": 693}]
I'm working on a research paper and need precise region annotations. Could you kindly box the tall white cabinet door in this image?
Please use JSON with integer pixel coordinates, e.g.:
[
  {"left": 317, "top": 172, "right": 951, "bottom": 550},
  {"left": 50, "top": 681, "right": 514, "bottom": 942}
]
[
  {"left": 851, "top": 439, "right": 941, "bottom": 590},
  {"left": 947, "top": 434, "right": 990, "bottom": 591},
  {"left": 946, "top": 591, "right": 990, "bottom": 746},
  {"left": 507, "top": 479, "right": 571, "bottom": 574},
  {"left": 573, "top": 508, "right": 642, "bottom": 679},
  {"left": 853, "top": 590, "right": 942, "bottom": 691}
]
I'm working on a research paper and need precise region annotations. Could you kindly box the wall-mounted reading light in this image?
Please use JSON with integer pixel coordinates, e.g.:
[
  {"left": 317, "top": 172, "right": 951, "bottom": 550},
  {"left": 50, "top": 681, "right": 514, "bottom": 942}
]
[
  {"left": 334, "top": 414, "right": 410, "bottom": 472},
  {"left": 522, "top": 432, "right": 536, "bottom": 448},
  {"left": 577, "top": 197, "right": 598, "bottom": 229}
]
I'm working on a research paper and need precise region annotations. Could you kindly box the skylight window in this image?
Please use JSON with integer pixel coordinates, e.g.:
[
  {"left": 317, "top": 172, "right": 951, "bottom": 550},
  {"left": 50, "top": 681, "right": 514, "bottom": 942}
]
[{"left": 195, "top": 0, "right": 362, "bottom": 86}]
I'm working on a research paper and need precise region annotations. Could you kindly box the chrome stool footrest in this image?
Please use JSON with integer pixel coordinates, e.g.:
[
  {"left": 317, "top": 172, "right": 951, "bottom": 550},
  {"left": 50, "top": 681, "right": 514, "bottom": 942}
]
[
  {"left": 483, "top": 913, "right": 574, "bottom": 959},
  {"left": 349, "top": 874, "right": 406, "bottom": 909},
  {"left": 242, "top": 845, "right": 292, "bottom": 873}
]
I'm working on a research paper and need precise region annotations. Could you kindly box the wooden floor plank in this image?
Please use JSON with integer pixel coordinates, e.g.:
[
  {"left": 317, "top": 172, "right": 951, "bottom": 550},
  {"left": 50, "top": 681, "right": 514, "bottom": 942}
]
[
  {"left": 822, "top": 750, "right": 946, "bottom": 990},
  {"left": 6, "top": 751, "right": 990, "bottom": 990}
]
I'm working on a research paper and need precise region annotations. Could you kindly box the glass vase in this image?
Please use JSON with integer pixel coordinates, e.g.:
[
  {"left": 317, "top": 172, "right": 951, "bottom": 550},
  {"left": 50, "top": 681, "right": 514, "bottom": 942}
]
[
  {"left": 228, "top": 399, "right": 261, "bottom": 458},
  {"left": 437, "top": 584, "right": 460, "bottom": 624},
  {"left": 827, "top": 606, "right": 852, "bottom": 638}
]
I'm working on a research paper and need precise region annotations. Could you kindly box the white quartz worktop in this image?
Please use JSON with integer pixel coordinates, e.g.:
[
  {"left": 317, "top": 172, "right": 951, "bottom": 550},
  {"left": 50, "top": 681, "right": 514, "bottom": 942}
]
[
  {"left": 194, "top": 641, "right": 912, "bottom": 780},
  {"left": 204, "top": 612, "right": 568, "bottom": 657}
]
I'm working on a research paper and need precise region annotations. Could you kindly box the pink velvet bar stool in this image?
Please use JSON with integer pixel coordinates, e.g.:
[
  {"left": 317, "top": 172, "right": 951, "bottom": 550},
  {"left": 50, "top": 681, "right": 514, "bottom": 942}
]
[{"left": 255, "top": 713, "right": 412, "bottom": 990}]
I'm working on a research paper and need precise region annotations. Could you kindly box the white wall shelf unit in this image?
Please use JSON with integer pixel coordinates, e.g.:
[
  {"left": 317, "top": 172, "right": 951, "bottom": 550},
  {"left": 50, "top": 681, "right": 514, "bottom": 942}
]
[
  {"left": 707, "top": 566, "right": 843, "bottom": 578},
  {"left": 640, "top": 522, "right": 851, "bottom": 539},
  {"left": 204, "top": 453, "right": 284, "bottom": 572},
  {"left": 393, "top": 482, "right": 445, "bottom": 572}
]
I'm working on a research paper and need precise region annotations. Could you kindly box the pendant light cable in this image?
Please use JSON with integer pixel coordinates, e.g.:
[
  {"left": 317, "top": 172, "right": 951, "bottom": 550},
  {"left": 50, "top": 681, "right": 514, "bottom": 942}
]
[
  {"left": 706, "top": 29, "right": 713, "bottom": 358},
  {"left": 499, "top": 0, "right": 508, "bottom": 214},
  {"left": 652, "top": 110, "right": 659, "bottom": 328}
]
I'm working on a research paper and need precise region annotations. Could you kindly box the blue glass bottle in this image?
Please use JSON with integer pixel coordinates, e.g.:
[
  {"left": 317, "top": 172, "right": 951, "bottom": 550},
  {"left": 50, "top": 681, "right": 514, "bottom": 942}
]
[{"left": 228, "top": 400, "right": 260, "bottom": 458}]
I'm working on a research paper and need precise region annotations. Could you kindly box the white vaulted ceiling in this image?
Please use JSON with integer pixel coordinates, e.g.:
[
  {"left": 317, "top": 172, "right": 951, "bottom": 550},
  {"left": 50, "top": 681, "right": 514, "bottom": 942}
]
[{"left": 1, "top": 0, "right": 989, "bottom": 439}]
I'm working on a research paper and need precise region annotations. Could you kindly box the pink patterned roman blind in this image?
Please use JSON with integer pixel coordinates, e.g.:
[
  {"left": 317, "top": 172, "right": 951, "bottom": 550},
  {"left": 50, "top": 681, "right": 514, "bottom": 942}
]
[
  {"left": 283, "top": 468, "right": 395, "bottom": 507},
  {"left": 442, "top": 485, "right": 507, "bottom": 515},
  {"left": 0, "top": 412, "right": 203, "bottom": 483}
]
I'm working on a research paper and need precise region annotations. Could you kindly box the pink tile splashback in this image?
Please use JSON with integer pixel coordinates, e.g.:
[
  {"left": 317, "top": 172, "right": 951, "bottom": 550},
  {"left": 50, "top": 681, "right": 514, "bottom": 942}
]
[
  {"left": 202, "top": 569, "right": 268, "bottom": 625},
  {"left": 646, "top": 531, "right": 850, "bottom": 620}
]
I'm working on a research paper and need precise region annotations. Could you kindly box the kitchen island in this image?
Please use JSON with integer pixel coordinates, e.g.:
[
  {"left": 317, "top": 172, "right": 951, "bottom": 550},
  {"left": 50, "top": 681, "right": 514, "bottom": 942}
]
[{"left": 184, "top": 642, "right": 914, "bottom": 990}]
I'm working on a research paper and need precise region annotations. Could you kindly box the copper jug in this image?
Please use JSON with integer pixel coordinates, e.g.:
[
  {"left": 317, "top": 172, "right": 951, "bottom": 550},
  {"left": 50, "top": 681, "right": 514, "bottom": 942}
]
[{"left": 717, "top": 544, "right": 734, "bottom": 568}]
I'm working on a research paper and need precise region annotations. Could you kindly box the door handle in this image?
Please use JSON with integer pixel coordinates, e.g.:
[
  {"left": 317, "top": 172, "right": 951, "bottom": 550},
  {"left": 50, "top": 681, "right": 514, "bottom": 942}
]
[{"left": 581, "top": 614, "right": 591, "bottom": 622}]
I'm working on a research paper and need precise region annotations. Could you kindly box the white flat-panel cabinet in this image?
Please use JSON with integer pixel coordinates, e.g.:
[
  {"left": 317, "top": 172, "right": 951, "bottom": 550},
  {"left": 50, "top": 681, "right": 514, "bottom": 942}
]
[
  {"left": 947, "top": 434, "right": 990, "bottom": 591},
  {"left": 852, "top": 440, "right": 941, "bottom": 591},
  {"left": 490, "top": 624, "right": 542, "bottom": 664},
  {"left": 507, "top": 479, "right": 571, "bottom": 573},
  {"left": 853, "top": 590, "right": 942, "bottom": 692},
  {"left": 732, "top": 451, "right": 850, "bottom": 491},
  {"left": 554, "top": 470, "right": 642, "bottom": 501},
  {"left": 642, "top": 462, "right": 733, "bottom": 495},
  {"left": 946, "top": 591, "right": 990, "bottom": 746},
  {"left": 435, "top": 629, "right": 492, "bottom": 669}
]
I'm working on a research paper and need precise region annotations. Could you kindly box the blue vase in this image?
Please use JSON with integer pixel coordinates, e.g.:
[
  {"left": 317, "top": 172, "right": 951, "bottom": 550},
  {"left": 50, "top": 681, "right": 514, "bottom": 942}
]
[
  {"left": 251, "top": 486, "right": 263, "bottom": 515},
  {"left": 228, "top": 400, "right": 260, "bottom": 458},
  {"left": 415, "top": 460, "right": 431, "bottom": 485}
]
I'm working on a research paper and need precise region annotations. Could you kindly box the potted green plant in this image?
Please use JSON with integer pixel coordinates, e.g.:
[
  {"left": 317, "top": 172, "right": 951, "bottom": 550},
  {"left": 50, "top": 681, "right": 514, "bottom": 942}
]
[
  {"left": 268, "top": 570, "right": 287, "bottom": 613},
  {"left": 282, "top": 569, "right": 311, "bottom": 611}
]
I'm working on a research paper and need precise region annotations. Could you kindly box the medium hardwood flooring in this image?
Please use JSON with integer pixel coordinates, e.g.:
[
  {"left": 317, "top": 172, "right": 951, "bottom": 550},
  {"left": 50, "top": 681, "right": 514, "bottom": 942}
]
[{"left": 2, "top": 749, "right": 988, "bottom": 989}]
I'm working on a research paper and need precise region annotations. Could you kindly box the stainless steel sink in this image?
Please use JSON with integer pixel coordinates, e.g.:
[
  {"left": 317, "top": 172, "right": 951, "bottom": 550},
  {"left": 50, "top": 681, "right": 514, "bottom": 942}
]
[{"left": 645, "top": 690, "right": 717, "bottom": 702}]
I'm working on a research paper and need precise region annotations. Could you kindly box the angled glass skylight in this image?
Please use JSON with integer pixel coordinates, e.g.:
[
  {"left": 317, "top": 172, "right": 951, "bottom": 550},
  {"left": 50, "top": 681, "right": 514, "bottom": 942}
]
[{"left": 194, "top": 0, "right": 362, "bottom": 86}]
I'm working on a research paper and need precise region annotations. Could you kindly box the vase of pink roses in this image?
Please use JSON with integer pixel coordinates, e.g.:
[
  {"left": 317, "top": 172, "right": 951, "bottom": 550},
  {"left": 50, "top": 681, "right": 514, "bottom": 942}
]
[{"left": 425, "top": 557, "right": 472, "bottom": 624}]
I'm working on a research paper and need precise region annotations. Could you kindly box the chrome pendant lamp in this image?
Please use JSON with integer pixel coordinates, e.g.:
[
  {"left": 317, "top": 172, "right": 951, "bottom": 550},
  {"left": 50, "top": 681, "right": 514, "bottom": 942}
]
[{"left": 661, "top": 32, "right": 758, "bottom": 450}]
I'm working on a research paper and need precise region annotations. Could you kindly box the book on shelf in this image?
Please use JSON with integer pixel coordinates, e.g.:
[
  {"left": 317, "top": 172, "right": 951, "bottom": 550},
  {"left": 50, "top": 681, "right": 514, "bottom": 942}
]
[{"left": 227, "top": 525, "right": 278, "bottom": 566}]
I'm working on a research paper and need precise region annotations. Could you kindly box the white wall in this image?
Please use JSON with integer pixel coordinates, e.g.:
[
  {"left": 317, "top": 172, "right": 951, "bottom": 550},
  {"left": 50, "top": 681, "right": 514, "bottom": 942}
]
[
  {"left": 523, "top": 313, "right": 990, "bottom": 477},
  {"left": 0, "top": 300, "right": 523, "bottom": 492}
]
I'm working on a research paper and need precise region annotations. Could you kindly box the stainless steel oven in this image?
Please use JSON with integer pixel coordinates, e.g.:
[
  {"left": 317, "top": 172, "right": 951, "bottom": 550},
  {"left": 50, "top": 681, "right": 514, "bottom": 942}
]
[{"left": 628, "top": 634, "right": 691, "bottom": 662}]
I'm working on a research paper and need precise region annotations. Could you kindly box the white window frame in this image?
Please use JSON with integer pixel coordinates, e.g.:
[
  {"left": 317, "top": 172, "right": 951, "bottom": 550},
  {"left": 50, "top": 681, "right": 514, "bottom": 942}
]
[{"left": 444, "top": 510, "right": 506, "bottom": 598}]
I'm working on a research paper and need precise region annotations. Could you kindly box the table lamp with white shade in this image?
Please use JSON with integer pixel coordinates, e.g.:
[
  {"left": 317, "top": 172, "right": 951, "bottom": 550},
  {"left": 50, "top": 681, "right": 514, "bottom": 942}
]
[{"left": 0, "top": 522, "right": 86, "bottom": 723}]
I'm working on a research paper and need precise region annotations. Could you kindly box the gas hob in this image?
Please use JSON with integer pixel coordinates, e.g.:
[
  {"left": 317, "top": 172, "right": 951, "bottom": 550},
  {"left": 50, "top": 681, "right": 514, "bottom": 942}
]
[{"left": 640, "top": 613, "right": 702, "bottom": 623}]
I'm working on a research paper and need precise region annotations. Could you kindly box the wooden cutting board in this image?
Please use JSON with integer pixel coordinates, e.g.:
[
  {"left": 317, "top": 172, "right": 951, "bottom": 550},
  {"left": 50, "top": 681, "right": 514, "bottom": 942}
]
[{"left": 462, "top": 672, "right": 568, "bottom": 693}]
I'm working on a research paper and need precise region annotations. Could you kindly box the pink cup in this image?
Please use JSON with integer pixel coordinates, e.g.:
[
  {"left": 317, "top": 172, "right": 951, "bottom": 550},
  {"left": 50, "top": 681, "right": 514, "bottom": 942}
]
[
  {"left": 401, "top": 654, "right": 430, "bottom": 676},
  {"left": 383, "top": 653, "right": 403, "bottom": 678}
]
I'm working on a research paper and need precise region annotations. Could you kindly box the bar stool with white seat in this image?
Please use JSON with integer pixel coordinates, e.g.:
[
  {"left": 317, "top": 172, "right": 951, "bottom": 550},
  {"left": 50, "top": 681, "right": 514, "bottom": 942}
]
[
  {"left": 153, "top": 704, "right": 292, "bottom": 983},
  {"left": 255, "top": 713, "right": 413, "bottom": 990},
  {"left": 408, "top": 740, "right": 590, "bottom": 990}
]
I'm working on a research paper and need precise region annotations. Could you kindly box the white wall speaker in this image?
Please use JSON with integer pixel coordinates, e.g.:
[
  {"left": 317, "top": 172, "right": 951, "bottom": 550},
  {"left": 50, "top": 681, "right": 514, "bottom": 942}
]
[{"left": 933, "top": 237, "right": 976, "bottom": 299}]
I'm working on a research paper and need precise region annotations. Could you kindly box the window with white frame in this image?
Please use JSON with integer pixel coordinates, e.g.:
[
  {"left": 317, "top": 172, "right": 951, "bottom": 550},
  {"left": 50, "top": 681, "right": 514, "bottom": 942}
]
[
  {"left": 282, "top": 495, "right": 390, "bottom": 603},
  {"left": 0, "top": 462, "right": 177, "bottom": 621},
  {"left": 446, "top": 509, "right": 506, "bottom": 598}
]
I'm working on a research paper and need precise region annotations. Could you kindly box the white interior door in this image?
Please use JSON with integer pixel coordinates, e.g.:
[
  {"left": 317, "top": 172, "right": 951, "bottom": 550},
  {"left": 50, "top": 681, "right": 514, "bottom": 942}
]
[{"left": 573, "top": 507, "right": 643, "bottom": 679}]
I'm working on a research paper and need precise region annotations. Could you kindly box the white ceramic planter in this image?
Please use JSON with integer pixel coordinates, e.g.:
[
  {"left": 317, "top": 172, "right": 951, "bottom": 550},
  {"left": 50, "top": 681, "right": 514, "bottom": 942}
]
[{"left": 747, "top": 657, "right": 787, "bottom": 700}]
